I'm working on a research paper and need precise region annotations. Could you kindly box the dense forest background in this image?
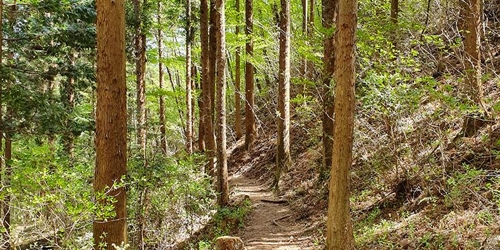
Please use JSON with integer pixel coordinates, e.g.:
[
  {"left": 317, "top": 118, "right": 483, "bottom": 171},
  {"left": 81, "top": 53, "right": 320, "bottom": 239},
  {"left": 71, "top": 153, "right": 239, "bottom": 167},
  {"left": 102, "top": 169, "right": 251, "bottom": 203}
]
[{"left": 0, "top": 0, "right": 498, "bottom": 249}]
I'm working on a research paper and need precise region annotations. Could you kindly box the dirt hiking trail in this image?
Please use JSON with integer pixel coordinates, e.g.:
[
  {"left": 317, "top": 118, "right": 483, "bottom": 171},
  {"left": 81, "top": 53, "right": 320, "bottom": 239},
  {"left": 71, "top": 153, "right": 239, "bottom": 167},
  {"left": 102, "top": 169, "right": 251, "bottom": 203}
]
[{"left": 229, "top": 174, "right": 320, "bottom": 250}]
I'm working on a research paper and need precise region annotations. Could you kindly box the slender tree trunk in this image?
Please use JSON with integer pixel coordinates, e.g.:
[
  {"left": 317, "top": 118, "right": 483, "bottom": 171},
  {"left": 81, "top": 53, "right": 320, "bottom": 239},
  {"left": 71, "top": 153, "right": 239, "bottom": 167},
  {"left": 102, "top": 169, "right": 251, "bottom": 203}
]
[
  {"left": 390, "top": 0, "right": 398, "bottom": 24},
  {"left": 62, "top": 53, "right": 76, "bottom": 159},
  {"left": 134, "top": 0, "right": 147, "bottom": 158},
  {"left": 462, "top": 0, "right": 484, "bottom": 108},
  {"left": 134, "top": 1, "right": 148, "bottom": 248},
  {"left": 302, "top": 0, "right": 308, "bottom": 37},
  {"left": 226, "top": 52, "right": 235, "bottom": 86},
  {"left": 2, "top": 3, "right": 13, "bottom": 248},
  {"left": 275, "top": 0, "right": 291, "bottom": 191},
  {"left": 166, "top": 67, "right": 187, "bottom": 134},
  {"left": 309, "top": 0, "right": 314, "bottom": 31},
  {"left": 301, "top": 0, "right": 308, "bottom": 81},
  {"left": 209, "top": 0, "right": 217, "bottom": 117},
  {"left": 202, "top": 0, "right": 216, "bottom": 176},
  {"left": 261, "top": 47, "right": 274, "bottom": 87},
  {"left": 298, "top": 0, "right": 309, "bottom": 95},
  {"left": 157, "top": 2, "right": 167, "bottom": 155},
  {"left": 390, "top": 0, "right": 399, "bottom": 45},
  {"left": 215, "top": 0, "right": 229, "bottom": 207},
  {"left": 2, "top": 117, "right": 10, "bottom": 250},
  {"left": 3, "top": 134, "right": 11, "bottom": 250},
  {"left": 195, "top": 66, "right": 205, "bottom": 151},
  {"left": 321, "top": 0, "right": 337, "bottom": 176},
  {"left": 186, "top": 0, "right": 194, "bottom": 154},
  {"left": 308, "top": 0, "right": 315, "bottom": 79},
  {"left": 0, "top": 1, "right": 4, "bottom": 245},
  {"left": 94, "top": 0, "right": 127, "bottom": 248},
  {"left": 326, "top": 0, "right": 357, "bottom": 248},
  {"left": 191, "top": 66, "right": 196, "bottom": 145},
  {"left": 244, "top": 0, "right": 256, "bottom": 150},
  {"left": 235, "top": 0, "right": 243, "bottom": 139}
]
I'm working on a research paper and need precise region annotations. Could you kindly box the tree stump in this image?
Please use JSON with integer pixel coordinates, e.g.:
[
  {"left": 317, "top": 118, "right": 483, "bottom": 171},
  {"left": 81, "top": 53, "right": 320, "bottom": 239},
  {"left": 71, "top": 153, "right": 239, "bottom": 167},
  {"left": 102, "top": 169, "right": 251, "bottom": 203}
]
[{"left": 215, "top": 236, "right": 245, "bottom": 250}]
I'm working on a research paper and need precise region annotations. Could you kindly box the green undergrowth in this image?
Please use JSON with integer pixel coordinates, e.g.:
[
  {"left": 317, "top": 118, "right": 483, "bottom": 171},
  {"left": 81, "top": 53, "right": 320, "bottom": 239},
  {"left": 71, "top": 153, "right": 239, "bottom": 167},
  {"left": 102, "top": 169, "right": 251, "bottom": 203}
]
[{"left": 194, "top": 198, "right": 252, "bottom": 250}]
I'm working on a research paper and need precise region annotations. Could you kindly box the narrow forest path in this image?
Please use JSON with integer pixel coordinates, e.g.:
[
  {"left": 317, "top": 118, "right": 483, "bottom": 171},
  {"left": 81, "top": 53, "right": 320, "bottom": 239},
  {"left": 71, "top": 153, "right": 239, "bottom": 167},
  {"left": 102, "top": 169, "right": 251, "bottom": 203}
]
[{"left": 229, "top": 174, "right": 319, "bottom": 250}]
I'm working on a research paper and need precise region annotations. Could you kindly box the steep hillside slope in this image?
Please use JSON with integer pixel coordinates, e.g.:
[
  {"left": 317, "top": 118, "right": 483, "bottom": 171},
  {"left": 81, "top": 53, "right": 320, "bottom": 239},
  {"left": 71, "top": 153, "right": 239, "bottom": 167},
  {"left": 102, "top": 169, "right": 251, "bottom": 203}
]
[{"left": 227, "top": 76, "right": 499, "bottom": 249}]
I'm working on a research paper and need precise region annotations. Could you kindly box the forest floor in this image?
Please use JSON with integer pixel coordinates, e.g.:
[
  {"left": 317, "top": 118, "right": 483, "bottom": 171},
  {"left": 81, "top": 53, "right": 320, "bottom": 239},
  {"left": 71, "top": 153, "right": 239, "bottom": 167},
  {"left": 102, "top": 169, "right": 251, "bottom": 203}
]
[
  {"left": 226, "top": 134, "right": 322, "bottom": 250},
  {"left": 229, "top": 174, "right": 319, "bottom": 249}
]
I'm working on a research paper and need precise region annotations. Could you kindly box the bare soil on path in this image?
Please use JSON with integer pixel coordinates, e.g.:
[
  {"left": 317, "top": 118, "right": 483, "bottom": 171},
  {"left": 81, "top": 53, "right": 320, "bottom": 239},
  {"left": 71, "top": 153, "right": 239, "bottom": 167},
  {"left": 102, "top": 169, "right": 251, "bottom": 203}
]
[{"left": 229, "top": 174, "right": 320, "bottom": 250}]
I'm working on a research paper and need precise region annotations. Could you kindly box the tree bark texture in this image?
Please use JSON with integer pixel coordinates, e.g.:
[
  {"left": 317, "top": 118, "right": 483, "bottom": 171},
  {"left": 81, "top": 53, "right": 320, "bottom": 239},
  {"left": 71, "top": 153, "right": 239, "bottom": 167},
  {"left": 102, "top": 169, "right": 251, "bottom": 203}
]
[
  {"left": 94, "top": 0, "right": 127, "bottom": 248},
  {"left": 275, "top": 0, "right": 291, "bottom": 190},
  {"left": 201, "top": 0, "right": 216, "bottom": 176},
  {"left": 215, "top": 0, "right": 229, "bottom": 207},
  {"left": 326, "top": 0, "right": 357, "bottom": 248},
  {"left": 235, "top": 0, "right": 243, "bottom": 140},
  {"left": 186, "top": 0, "right": 194, "bottom": 154},
  {"left": 321, "top": 0, "right": 338, "bottom": 175},
  {"left": 244, "top": 0, "right": 256, "bottom": 150},
  {"left": 462, "top": 0, "right": 484, "bottom": 107}
]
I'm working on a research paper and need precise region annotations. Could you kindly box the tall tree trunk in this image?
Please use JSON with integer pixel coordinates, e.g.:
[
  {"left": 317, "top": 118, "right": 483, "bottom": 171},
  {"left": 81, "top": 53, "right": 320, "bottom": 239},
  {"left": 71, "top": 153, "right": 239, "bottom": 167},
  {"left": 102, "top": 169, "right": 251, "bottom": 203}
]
[
  {"left": 202, "top": 0, "right": 216, "bottom": 176},
  {"left": 462, "top": 0, "right": 484, "bottom": 108},
  {"left": 326, "top": 0, "right": 357, "bottom": 248},
  {"left": 134, "top": 1, "right": 148, "bottom": 248},
  {"left": 301, "top": 0, "right": 308, "bottom": 81},
  {"left": 157, "top": 2, "right": 167, "bottom": 155},
  {"left": 321, "top": 0, "right": 338, "bottom": 176},
  {"left": 209, "top": 0, "right": 217, "bottom": 117},
  {"left": 134, "top": 0, "right": 147, "bottom": 158},
  {"left": 275, "top": 0, "right": 291, "bottom": 191},
  {"left": 186, "top": 0, "right": 194, "bottom": 154},
  {"left": 302, "top": 0, "right": 308, "bottom": 37},
  {"left": 0, "top": 1, "right": 4, "bottom": 246},
  {"left": 390, "top": 0, "right": 399, "bottom": 45},
  {"left": 244, "top": 0, "right": 256, "bottom": 150},
  {"left": 94, "top": 0, "right": 127, "bottom": 248},
  {"left": 235, "top": 0, "right": 243, "bottom": 140},
  {"left": 215, "top": 0, "right": 229, "bottom": 207},
  {"left": 191, "top": 66, "right": 196, "bottom": 147},
  {"left": 390, "top": 0, "right": 398, "bottom": 24},
  {"left": 308, "top": 0, "right": 315, "bottom": 79}
]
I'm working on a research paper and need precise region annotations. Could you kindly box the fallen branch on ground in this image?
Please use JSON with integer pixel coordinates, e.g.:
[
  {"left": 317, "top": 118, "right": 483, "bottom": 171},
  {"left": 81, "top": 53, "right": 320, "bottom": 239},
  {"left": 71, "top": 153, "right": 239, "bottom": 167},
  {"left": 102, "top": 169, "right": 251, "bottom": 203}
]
[{"left": 261, "top": 199, "right": 288, "bottom": 204}]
